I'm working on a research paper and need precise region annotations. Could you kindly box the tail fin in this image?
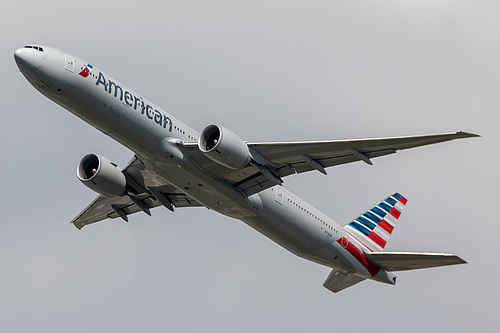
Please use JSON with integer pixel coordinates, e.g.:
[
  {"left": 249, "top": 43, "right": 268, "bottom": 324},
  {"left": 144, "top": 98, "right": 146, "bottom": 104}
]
[{"left": 344, "top": 193, "right": 407, "bottom": 252}]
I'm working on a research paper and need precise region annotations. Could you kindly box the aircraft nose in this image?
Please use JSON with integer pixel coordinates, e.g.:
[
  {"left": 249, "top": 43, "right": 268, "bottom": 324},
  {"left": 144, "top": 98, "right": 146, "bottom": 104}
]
[
  {"left": 14, "top": 46, "right": 44, "bottom": 72},
  {"left": 14, "top": 47, "right": 28, "bottom": 68},
  {"left": 15, "top": 46, "right": 49, "bottom": 90}
]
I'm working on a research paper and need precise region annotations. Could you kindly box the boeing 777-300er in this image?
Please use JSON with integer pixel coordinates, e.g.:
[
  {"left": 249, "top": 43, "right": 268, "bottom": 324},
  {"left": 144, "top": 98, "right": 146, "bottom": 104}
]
[{"left": 14, "top": 45, "right": 478, "bottom": 293}]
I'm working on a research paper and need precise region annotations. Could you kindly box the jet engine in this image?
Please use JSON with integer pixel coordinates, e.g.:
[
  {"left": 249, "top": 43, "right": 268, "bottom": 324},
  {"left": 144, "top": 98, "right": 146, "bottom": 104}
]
[
  {"left": 77, "top": 153, "right": 127, "bottom": 197},
  {"left": 198, "top": 124, "right": 251, "bottom": 169}
]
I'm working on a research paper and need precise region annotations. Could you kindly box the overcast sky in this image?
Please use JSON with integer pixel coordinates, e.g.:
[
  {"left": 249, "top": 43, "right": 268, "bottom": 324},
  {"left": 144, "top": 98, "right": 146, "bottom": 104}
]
[{"left": 1, "top": 1, "right": 497, "bottom": 332}]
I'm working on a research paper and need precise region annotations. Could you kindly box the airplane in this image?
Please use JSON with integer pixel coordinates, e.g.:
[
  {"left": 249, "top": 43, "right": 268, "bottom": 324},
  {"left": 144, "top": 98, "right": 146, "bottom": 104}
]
[{"left": 14, "top": 44, "right": 478, "bottom": 293}]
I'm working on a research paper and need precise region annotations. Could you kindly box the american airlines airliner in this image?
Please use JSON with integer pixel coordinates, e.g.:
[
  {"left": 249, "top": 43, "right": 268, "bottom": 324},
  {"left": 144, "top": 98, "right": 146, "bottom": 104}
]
[{"left": 14, "top": 45, "right": 478, "bottom": 292}]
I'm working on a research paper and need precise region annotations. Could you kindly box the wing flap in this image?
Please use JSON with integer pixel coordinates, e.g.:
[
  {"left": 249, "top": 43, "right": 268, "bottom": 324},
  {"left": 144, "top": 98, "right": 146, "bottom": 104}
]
[
  {"left": 72, "top": 194, "right": 152, "bottom": 229},
  {"left": 323, "top": 268, "right": 366, "bottom": 293},
  {"left": 365, "top": 252, "right": 467, "bottom": 271}
]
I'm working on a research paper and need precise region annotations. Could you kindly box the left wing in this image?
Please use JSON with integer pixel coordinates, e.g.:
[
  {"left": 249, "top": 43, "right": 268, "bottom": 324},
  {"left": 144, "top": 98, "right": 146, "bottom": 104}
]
[
  {"left": 72, "top": 156, "right": 203, "bottom": 229},
  {"left": 182, "top": 131, "right": 479, "bottom": 196}
]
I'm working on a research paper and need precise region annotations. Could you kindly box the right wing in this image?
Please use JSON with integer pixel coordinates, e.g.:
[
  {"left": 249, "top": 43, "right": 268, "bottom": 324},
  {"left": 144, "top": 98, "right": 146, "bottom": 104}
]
[{"left": 72, "top": 156, "right": 203, "bottom": 229}]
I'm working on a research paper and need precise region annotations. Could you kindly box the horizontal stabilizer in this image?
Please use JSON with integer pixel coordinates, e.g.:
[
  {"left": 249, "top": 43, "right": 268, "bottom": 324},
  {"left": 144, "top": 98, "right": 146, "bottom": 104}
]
[
  {"left": 365, "top": 252, "right": 467, "bottom": 271},
  {"left": 323, "top": 268, "right": 366, "bottom": 293}
]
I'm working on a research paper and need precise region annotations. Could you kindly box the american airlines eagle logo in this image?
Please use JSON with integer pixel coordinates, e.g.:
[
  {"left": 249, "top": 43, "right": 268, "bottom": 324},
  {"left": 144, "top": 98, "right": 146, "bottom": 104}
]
[{"left": 79, "top": 64, "right": 93, "bottom": 78}]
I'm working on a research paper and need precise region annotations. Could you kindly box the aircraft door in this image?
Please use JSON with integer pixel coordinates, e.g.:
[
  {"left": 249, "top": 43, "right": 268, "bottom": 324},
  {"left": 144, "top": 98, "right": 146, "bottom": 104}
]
[
  {"left": 64, "top": 55, "right": 74, "bottom": 72},
  {"left": 275, "top": 187, "right": 284, "bottom": 205}
]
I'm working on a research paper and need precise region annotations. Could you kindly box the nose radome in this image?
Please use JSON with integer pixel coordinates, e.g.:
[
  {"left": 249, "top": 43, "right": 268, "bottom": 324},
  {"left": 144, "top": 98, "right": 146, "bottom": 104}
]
[{"left": 14, "top": 48, "right": 28, "bottom": 67}]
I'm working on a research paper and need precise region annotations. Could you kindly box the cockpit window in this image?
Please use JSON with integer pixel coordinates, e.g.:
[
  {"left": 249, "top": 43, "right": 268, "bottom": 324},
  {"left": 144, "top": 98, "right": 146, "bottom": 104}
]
[{"left": 24, "top": 45, "right": 44, "bottom": 52}]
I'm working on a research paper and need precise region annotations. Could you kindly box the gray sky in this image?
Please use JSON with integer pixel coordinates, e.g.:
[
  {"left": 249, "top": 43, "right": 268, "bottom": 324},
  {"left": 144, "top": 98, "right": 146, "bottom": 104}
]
[{"left": 1, "top": 1, "right": 496, "bottom": 332}]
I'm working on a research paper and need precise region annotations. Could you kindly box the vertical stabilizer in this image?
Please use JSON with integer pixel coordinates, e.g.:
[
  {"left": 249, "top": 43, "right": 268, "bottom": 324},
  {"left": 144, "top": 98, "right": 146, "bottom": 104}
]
[{"left": 344, "top": 193, "right": 407, "bottom": 252}]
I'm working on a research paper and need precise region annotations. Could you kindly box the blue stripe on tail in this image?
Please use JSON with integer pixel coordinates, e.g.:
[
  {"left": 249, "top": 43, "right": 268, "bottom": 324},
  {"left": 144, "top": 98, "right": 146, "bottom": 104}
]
[{"left": 344, "top": 193, "right": 408, "bottom": 251}]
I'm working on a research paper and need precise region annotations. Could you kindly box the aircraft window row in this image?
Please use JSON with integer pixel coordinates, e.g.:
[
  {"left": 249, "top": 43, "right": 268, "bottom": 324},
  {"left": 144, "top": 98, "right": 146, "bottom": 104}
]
[
  {"left": 24, "top": 45, "right": 44, "bottom": 52},
  {"left": 174, "top": 126, "right": 185, "bottom": 135},
  {"left": 173, "top": 126, "right": 197, "bottom": 142},
  {"left": 287, "top": 198, "right": 338, "bottom": 234}
]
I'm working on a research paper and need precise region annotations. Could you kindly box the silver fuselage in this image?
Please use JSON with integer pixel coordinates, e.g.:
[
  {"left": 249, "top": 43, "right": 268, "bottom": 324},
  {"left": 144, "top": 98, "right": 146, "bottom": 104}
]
[{"left": 14, "top": 45, "right": 394, "bottom": 284}]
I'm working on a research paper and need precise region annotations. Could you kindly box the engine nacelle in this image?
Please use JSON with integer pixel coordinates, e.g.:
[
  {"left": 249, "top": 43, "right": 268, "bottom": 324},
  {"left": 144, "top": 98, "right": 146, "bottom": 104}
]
[
  {"left": 198, "top": 124, "right": 251, "bottom": 169},
  {"left": 77, "top": 153, "right": 127, "bottom": 197}
]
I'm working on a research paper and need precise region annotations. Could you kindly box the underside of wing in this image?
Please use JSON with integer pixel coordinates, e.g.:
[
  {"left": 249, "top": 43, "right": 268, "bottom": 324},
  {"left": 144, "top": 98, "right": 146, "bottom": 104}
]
[
  {"left": 72, "top": 156, "right": 203, "bottom": 229},
  {"left": 364, "top": 252, "right": 467, "bottom": 271},
  {"left": 182, "top": 131, "right": 478, "bottom": 196}
]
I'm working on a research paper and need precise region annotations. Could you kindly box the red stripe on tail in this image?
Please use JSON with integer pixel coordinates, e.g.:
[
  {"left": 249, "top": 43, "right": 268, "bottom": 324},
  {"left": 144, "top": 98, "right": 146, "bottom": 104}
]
[
  {"left": 337, "top": 237, "right": 381, "bottom": 276},
  {"left": 378, "top": 219, "right": 394, "bottom": 234},
  {"left": 368, "top": 232, "right": 387, "bottom": 248},
  {"left": 389, "top": 207, "right": 401, "bottom": 219}
]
